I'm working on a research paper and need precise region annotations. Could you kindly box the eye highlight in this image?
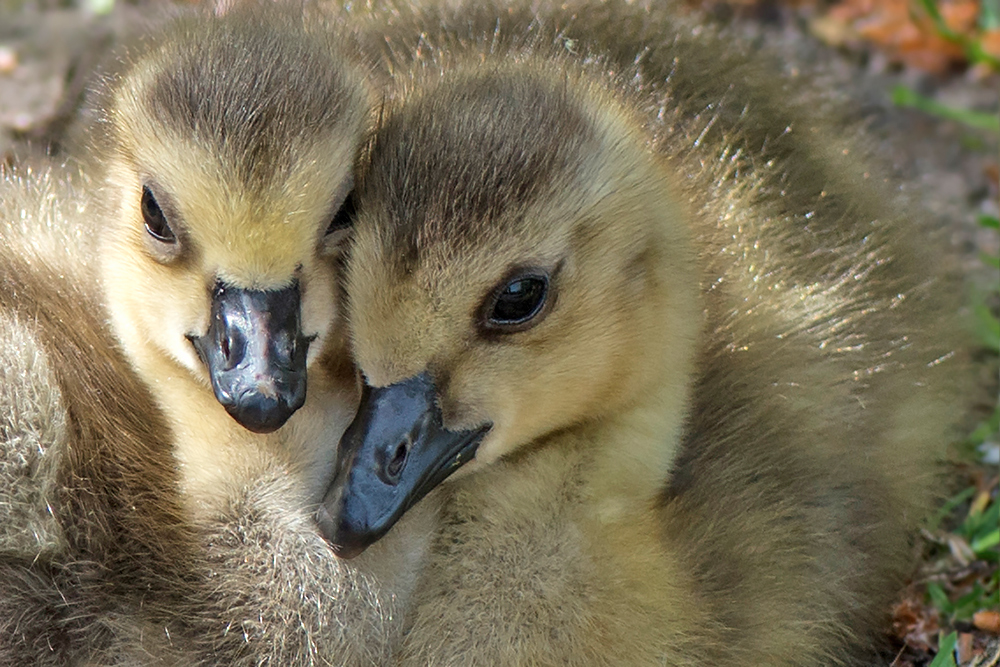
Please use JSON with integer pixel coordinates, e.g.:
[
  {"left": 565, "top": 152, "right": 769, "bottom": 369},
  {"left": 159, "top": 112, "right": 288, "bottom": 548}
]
[
  {"left": 480, "top": 270, "right": 552, "bottom": 334},
  {"left": 141, "top": 186, "right": 175, "bottom": 244}
]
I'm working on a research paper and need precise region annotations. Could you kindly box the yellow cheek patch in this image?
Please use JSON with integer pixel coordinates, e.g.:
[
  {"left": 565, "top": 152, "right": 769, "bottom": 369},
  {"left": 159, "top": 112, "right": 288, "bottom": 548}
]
[{"left": 127, "top": 135, "right": 354, "bottom": 290}]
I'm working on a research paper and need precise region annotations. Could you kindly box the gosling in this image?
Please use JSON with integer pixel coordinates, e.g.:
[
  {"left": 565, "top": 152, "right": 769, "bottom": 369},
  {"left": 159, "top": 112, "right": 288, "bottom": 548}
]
[
  {"left": 82, "top": 4, "right": 439, "bottom": 662},
  {"left": 319, "top": 2, "right": 975, "bottom": 664},
  {"left": 0, "top": 4, "right": 435, "bottom": 664},
  {"left": 0, "top": 158, "right": 196, "bottom": 665},
  {"left": 89, "top": 1, "right": 365, "bottom": 508}
]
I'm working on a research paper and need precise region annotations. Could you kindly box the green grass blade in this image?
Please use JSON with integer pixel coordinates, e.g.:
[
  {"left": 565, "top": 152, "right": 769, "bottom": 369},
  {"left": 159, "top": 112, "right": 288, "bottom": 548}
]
[
  {"left": 928, "top": 632, "right": 959, "bottom": 667},
  {"left": 916, "top": 0, "right": 956, "bottom": 38},
  {"left": 892, "top": 86, "right": 1000, "bottom": 132},
  {"left": 971, "top": 528, "right": 1000, "bottom": 555},
  {"left": 929, "top": 486, "right": 977, "bottom": 530},
  {"left": 967, "top": 409, "right": 1000, "bottom": 448},
  {"left": 983, "top": 0, "right": 1000, "bottom": 30},
  {"left": 911, "top": 0, "right": 1000, "bottom": 68},
  {"left": 972, "top": 303, "right": 1000, "bottom": 351},
  {"left": 927, "top": 581, "right": 955, "bottom": 614}
]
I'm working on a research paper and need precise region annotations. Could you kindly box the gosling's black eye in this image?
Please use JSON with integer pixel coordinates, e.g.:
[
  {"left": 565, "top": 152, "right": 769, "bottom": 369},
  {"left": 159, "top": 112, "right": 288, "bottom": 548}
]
[
  {"left": 141, "top": 186, "right": 175, "bottom": 243},
  {"left": 481, "top": 272, "right": 551, "bottom": 333},
  {"left": 326, "top": 192, "right": 356, "bottom": 236}
]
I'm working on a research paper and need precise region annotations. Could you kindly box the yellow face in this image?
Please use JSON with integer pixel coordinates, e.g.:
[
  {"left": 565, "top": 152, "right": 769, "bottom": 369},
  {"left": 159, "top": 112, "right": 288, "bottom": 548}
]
[
  {"left": 95, "top": 10, "right": 369, "bottom": 432},
  {"left": 346, "top": 167, "right": 691, "bottom": 466},
  {"left": 318, "top": 63, "right": 699, "bottom": 558},
  {"left": 100, "top": 132, "right": 353, "bottom": 376}
]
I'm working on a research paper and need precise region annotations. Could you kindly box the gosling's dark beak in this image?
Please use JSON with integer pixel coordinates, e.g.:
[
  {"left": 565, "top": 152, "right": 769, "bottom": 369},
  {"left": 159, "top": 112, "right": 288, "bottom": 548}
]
[
  {"left": 317, "top": 372, "right": 490, "bottom": 559},
  {"left": 189, "top": 280, "right": 310, "bottom": 433}
]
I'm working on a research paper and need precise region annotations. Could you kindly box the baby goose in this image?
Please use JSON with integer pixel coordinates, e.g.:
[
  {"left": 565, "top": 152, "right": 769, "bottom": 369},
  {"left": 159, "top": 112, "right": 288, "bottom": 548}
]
[
  {"left": 81, "top": 4, "right": 446, "bottom": 663},
  {"left": 0, "top": 159, "right": 195, "bottom": 665},
  {"left": 89, "top": 2, "right": 367, "bottom": 508},
  {"left": 1, "top": 7, "right": 436, "bottom": 664},
  {"left": 0, "top": 157, "right": 432, "bottom": 666},
  {"left": 320, "top": 3, "right": 974, "bottom": 664}
]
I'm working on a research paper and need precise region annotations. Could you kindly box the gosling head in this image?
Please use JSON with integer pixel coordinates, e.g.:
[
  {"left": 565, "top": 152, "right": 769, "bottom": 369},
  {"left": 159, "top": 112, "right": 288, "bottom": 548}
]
[
  {"left": 93, "top": 6, "right": 369, "bottom": 433},
  {"left": 319, "top": 63, "right": 699, "bottom": 557}
]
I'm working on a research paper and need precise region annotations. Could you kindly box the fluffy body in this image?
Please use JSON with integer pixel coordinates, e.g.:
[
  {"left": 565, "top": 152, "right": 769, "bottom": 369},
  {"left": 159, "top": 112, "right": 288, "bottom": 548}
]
[
  {"left": 338, "top": 1, "right": 977, "bottom": 664},
  {"left": 0, "top": 160, "right": 195, "bottom": 665},
  {"left": 0, "top": 159, "right": 430, "bottom": 665},
  {"left": 84, "top": 5, "right": 443, "bottom": 663},
  {"left": 89, "top": 2, "right": 365, "bottom": 508},
  {"left": 0, "top": 165, "right": 429, "bottom": 666},
  {"left": 0, "top": 6, "right": 437, "bottom": 664}
]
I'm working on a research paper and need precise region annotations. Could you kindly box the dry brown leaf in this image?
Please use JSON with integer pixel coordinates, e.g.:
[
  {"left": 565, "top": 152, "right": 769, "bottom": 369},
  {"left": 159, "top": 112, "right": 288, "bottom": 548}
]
[
  {"left": 893, "top": 592, "right": 942, "bottom": 652},
  {"left": 961, "top": 632, "right": 977, "bottom": 664},
  {"left": 984, "top": 163, "right": 999, "bottom": 189},
  {"left": 823, "top": 0, "right": 994, "bottom": 72},
  {"left": 983, "top": 30, "right": 1000, "bottom": 58},
  {"left": 975, "top": 611, "right": 1000, "bottom": 636}
]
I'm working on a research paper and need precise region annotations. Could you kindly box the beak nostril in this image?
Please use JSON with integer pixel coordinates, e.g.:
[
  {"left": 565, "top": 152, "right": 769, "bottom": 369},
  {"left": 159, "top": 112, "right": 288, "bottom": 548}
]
[
  {"left": 221, "top": 329, "right": 246, "bottom": 371},
  {"left": 385, "top": 439, "right": 410, "bottom": 481}
]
